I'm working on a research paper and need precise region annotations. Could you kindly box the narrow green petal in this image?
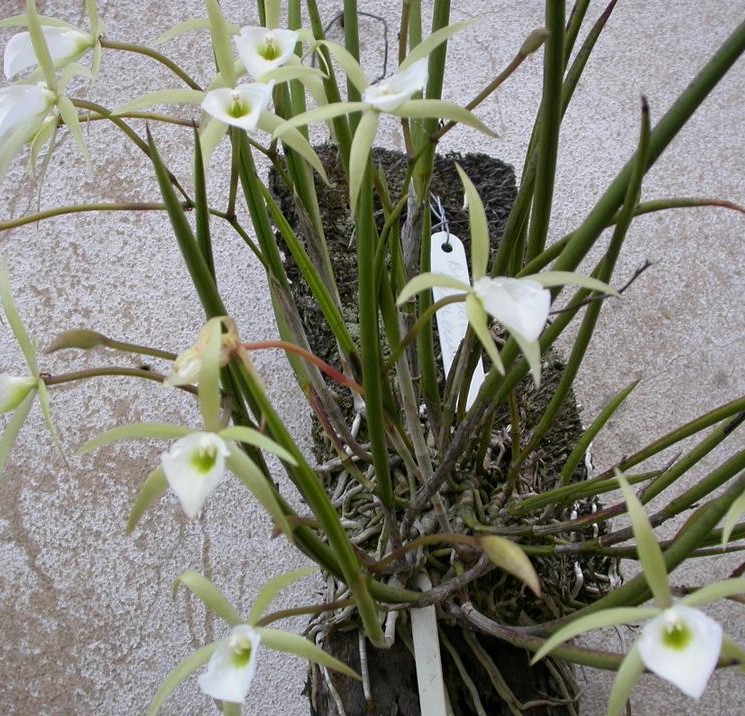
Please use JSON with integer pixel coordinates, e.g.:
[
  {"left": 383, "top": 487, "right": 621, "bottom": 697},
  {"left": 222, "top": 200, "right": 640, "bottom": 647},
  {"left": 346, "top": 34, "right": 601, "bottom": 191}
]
[
  {"left": 56, "top": 96, "right": 91, "bottom": 170},
  {"left": 527, "top": 270, "right": 620, "bottom": 296},
  {"left": 616, "top": 471, "right": 672, "bottom": 608},
  {"left": 226, "top": 445, "right": 292, "bottom": 536},
  {"left": 0, "top": 390, "right": 36, "bottom": 479},
  {"left": 219, "top": 426, "right": 297, "bottom": 465},
  {"left": 26, "top": 0, "right": 57, "bottom": 89},
  {"left": 257, "top": 111, "right": 328, "bottom": 182},
  {"left": 455, "top": 164, "right": 488, "bottom": 280},
  {"left": 397, "top": 272, "right": 471, "bottom": 304},
  {"left": 393, "top": 100, "right": 496, "bottom": 137},
  {"left": 316, "top": 40, "right": 369, "bottom": 94},
  {"left": 247, "top": 566, "right": 316, "bottom": 625},
  {"left": 679, "top": 578, "right": 745, "bottom": 607},
  {"left": 0, "top": 259, "right": 38, "bottom": 374},
  {"left": 260, "top": 65, "right": 325, "bottom": 85},
  {"left": 255, "top": 627, "right": 360, "bottom": 679},
  {"left": 348, "top": 111, "right": 379, "bottom": 214},
  {"left": 78, "top": 423, "right": 192, "bottom": 454},
  {"left": 127, "top": 465, "right": 168, "bottom": 533},
  {"left": 0, "top": 15, "right": 77, "bottom": 30},
  {"left": 510, "top": 331, "right": 542, "bottom": 386},
  {"left": 205, "top": 0, "right": 236, "bottom": 86},
  {"left": 155, "top": 18, "right": 213, "bottom": 46},
  {"left": 399, "top": 19, "right": 474, "bottom": 71},
  {"left": 173, "top": 570, "right": 242, "bottom": 625},
  {"left": 531, "top": 607, "right": 658, "bottom": 664},
  {"left": 146, "top": 643, "right": 217, "bottom": 716},
  {"left": 113, "top": 89, "right": 205, "bottom": 115},
  {"left": 198, "top": 118, "right": 228, "bottom": 168},
  {"left": 272, "top": 102, "right": 366, "bottom": 137},
  {"left": 721, "top": 489, "right": 745, "bottom": 546},
  {"left": 466, "top": 294, "right": 503, "bottom": 374},
  {"left": 607, "top": 644, "right": 645, "bottom": 716}
]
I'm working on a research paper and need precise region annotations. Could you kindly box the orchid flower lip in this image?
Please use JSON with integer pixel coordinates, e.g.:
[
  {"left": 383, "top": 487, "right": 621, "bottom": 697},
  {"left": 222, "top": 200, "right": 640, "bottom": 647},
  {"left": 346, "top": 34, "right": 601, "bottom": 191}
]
[
  {"left": 161, "top": 432, "right": 231, "bottom": 519},
  {"left": 198, "top": 625, "right": 262, "bottom": 703},
  {"left": 4, "top": 26, "right": 93, "bottom": 80},
  {"left": 200, "top": 82, "right": 274, "bottom": 131},
  {"left": 235, "top": 26, "right": 299, "bottom": 80},
  {"left": 0, "top": 83, "right": 56, "bottom": 146},
  {"left": 472, "top": 275, "right": 551, "bottom": 343},
  {"left": 637, "top": 604, "right": 723, "bottom": 699},
  {"left": 362, "top": 57, "right": 429, "bottom": 112}
]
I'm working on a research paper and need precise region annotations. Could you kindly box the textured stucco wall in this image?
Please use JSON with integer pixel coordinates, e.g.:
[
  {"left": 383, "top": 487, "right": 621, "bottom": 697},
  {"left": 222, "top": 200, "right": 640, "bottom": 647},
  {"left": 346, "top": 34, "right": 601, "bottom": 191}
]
[{"left": 1, "top": 1, "right": 743, "bottom": 714}]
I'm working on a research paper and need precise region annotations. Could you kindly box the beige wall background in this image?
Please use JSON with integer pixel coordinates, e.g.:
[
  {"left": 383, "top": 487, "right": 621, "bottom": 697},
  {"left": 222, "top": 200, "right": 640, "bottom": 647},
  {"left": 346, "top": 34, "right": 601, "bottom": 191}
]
[{"left": 1, "top": 1, "right": 743, "bottom": 714}]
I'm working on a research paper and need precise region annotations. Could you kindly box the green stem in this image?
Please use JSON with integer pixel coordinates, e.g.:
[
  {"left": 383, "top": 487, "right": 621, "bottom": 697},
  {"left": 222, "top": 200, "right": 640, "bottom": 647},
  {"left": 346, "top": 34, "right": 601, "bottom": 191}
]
[
  {"left": 99, "top": 38, "right": 202, "bottom": 90},
  {"left": 42, "top": 366, "right": 195, "bottom": 394},
  {"left": 526, "top": 1, "right": 565, "bottom": 261}
]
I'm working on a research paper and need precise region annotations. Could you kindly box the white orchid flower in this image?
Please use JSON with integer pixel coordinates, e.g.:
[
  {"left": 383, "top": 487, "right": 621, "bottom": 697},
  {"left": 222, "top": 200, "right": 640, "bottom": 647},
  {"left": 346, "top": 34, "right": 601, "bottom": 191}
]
[
  {"left": 472, "top": 276, "right": 551, "bottom": 343},
  {"left": 362, "top": 58, "right": 428, "bottom": 111},
  {"left": 201, "top": 82, "right": 274, "bottom": 131},
  {"left": 0, "top": 373, "right": 37, "bottom": 413},
  {"left": 235, "top": 26, "right": 299, "bottom": 80},
  {"left": 161, "top": 432, "right": 230, "bottom": 519},
  {"left": 0, "top": 83, "right": 56, "bottom": 145},
  {"left": 637, "top": 604, "right": 723, "bottom": 699},
  {"left": 198, "top": 625, "right": 262, "bottom": 703},
  {"left": 4, "top": 26, "right": 93, "bottom": 80}
]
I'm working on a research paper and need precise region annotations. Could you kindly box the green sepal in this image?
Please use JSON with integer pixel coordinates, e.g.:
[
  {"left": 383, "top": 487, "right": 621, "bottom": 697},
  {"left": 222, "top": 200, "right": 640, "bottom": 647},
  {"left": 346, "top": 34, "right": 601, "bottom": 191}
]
[
  {"left": 607, "top": 643, "right": 644, "bottom": 716},
  {"left": 26, "top": 0, "right": 57, "bottom": 89},
  {"left": 678, "top": 578, "right": 745, "bottom": 607},
  {"left": 272, "top": 101, "right": 367, "bottom": 136},
  {"left": 173, "top": 570, "right": 242, "bottom": 626},
  {"left": 145, "top": 643, "right": 217, "bottom": 716},
  {"left": 397, "top": 272, "right": 471, "bottom": 304},
  {"left": 226, "top": 444, "right": 292, "bottom": 536},
  {"left": 28, "top": 117, "right": 57, "bottom": 176},
  {"left": 219, "top": 426, "right": 297, "bottom": 465},
  {"left": 616, "top": 471, "right": 672, "bottom": 608},
  {"left": 113, "top": 89, "right": 205, "bottom": 115},
  {"left": 56, "top": 95, "right": 91, "bottom": 170},
  {"left": 205, "top": 0, "right": 236, "bottom": 86},
  {"left": 455, "top": 164, "right": 488, "bottom": 280},
  {"left": 721, "top": 489, "right": 745, "bottom": 546},
  {"left": 260, "top": 64, "right": 325, "bottom": 86},
  {"left": 154, "top": 18, "right": 218, "bottom": 45},
  {"left": 255, "top": 626, "right": 361, "bottom": 679},
  {"left": 348, "top": 110, "right": 379, "bottom": 215},
  {"left": 78, "top": 423, "right": 193, "bottom": 454},
  {"left": 257, "top": 111, "right": 328, "bottom": 182},
  {"left": 315, "top": 40, "right": 368, "bottom": 94},
  {"left": 0, "top": 122, "right": 36, "bottom": 185},
  {"left": 479, "top": 536, "right": 540, "bottom": 596},
  {"left": 126, "top": 464, "right": 168, "bottom": 533},
  {"left": 0, "top": 390, "right": 36, "bottom": 479},
  {"left": 247, "top": 566, "right": 316, "bottom": 625},
  {"left": 198, "top": 117, "right": 229, "bottom": 168},
  {"left": 466, "top": 293, "right": 503, "bottom": 374},
  {"left": 0, "top": 14, "right": 77, "bottom": 30},
  {"left": 530, "top": 606, "right": 658, "bottom": 664},
  {"left": 510, "top": 330, "right": 542, "bottom": 386},
  {"left": 398, "top": 19, "right": 474, "bottom": 71},
  {"left": 36, "top": 378, "right": 60, "bottom": 449},
  {"left": 0, "top": 258, "right": 38, "bottom": 374},
  {"left": 393, "top": 100, "right": 496, "bottom": 137},
  {"left": 527, "top": 270, "right": 619, "bottom": 296}
]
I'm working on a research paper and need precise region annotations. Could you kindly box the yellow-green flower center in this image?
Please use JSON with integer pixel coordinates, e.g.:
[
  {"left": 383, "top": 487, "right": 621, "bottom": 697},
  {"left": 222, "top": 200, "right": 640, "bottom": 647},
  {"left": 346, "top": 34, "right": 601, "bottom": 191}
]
[
  {"left": 260, "top": 35, "right": 280, "bottom": 61},
  {"left": 191, "top": 442, "right": 218, "bottom": 474},
  {"left": 230, "top": 636, "right": 253, "bottom": 667},
  {"left": 661, "top": 618, "right": 692, "bottom": 651},
  {"left": 228, "top": 92, "right": 251, "bottom": 119}
]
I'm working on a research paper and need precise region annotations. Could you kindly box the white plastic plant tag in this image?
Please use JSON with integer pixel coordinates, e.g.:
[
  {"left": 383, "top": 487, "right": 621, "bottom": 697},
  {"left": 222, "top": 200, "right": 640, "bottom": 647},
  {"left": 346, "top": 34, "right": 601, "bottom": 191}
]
[
  {"left": 411, "top": 573, "right": 448, "bottom": 716},
  {"left": 430, "top": 231, "right": 485, "bottom": 410}
]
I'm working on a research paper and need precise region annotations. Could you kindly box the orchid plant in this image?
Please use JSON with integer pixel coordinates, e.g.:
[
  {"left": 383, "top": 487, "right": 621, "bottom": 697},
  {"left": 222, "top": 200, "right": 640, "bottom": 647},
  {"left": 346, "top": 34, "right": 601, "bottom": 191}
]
[{"left": 1, "top": 1, "right": 744, "bottom": 715}]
